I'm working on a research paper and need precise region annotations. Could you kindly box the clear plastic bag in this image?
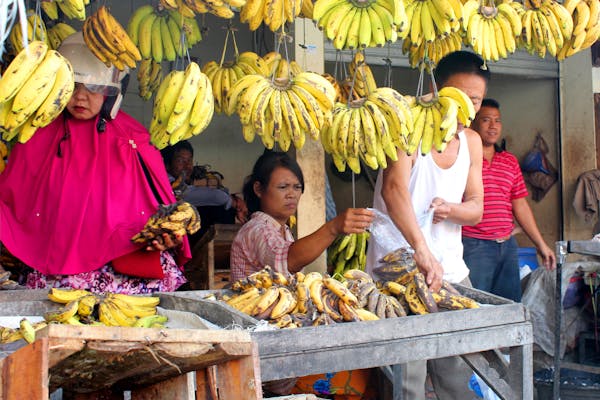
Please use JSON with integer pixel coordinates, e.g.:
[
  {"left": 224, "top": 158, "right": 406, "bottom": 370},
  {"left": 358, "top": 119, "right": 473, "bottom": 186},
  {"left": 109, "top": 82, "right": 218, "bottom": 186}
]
[{"left": 367, "top": 208, "right": 440, "bottom": 267}]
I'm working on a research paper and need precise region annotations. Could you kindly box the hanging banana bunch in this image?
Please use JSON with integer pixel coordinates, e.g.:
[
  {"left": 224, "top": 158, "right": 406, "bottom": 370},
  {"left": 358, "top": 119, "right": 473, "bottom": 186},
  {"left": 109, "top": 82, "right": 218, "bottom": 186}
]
[
  {"left": 402, "top": 31, "right": 463, "bottom": 70},
  {"left": 227, "top": 71, "right": 336, "bottom": 151},
  {"left": 160, "top": 0, "right": 246, "bottom": 20},
  {"left": 8, "top": 10, "right": 49, "bottom": 55},
  {"left": 202, "top": 28, "right": 270, "bottom": 115},
  {"left": 55, "top": 0, "right": 89, "bottom": 20},
  {"left": 82, "top": 6, "right": 141, "bottom": 71},
  {"left": 264, "top": 51, "right": 304, "bottom": 79},
  {"left": 0, "top": 41, "right": 74, "bottom": 144},
  {"left": 313, "top": 0, "right": 407, "bottom": 49},
  {"left": 405, "top": 66, "right": 476, "bottom": 156},
  {"left": 150, "top": 62, "right": 215, "bottom": 148},
  {"left": 137, "top": 58, "right": 163, "bottom": 101},
  {"left": 299, "top": 0, "right": 315, "bottom": 18},
  {"left": 403, "top": 0, "right": 462, "bottom": 51},
  {"left": 322, "top": 72, "right": 344, "bottom": 103},
  {"left": 46, "top": 22, "right": 77, "bottom": 50},
  {"left": 347, "top": 52, "right": 377, "bottom": 98},
  {"left": 127, "top": 6, "right": 202, "bottom": 63},
  {"left": 240, "top": 0, "right": 302, "bottom": 31},
  {"left": 557, "top": 0, "right": 598, "bottom": 60}
]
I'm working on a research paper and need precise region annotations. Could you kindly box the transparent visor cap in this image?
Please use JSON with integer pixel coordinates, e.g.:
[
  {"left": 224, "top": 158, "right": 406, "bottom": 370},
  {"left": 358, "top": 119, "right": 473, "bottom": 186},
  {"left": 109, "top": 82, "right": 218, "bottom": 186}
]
[{"left": 58, "top": 32, "right": 126, "bottom": 97}]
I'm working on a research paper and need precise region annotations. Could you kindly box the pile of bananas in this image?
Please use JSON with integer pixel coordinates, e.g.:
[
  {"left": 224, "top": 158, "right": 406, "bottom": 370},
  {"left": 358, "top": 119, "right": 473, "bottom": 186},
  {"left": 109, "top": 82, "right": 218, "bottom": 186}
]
[
  {"left": 44, "top": 288, "right": 167, "bottom": 328},
  {"left": 0, "top": 41, "right": 74, "bottom": 144},
  {"left": 264, "top": 51, "right": 303, "bottom": 79},
  {"left": 132, "top": 200, "right": 201, "bottom": 246},
  {"left": 0, "top": 318, "right": 46, "bottom": 344},
  {"left": 46, "top": 22, "right": 77, "bottom": 50},
  {"left": 137, "top": 58, "right": 163, "bottom": 101},
  {"left": 127, "top": 6, "right": 202, "bottom": 64},
  {"left": 313, "top": 0, "right": 407, "bottom": 49},
  {"left": 461, "top": 0, "right": 522, "bottom": 62},
  {"left": 160, "top": 0, "right": 246, "bottom": 19},
  {"left": 82, "top": 6, "right": 141, "bottom": 71},
  {"left": 404, "top": 85, "right": 476, "bottom": 156},
  {"left": 223, "top": 267, "right": 374, "bottom": 327},
  {"left": 202, "top": 52, "right": 270, "bottom": 115},
  {"left": 321, "top": 87, "right": 414, "bottom": 174},
  {"left": 149, "top": 62, "right": 214, "bottom": 148},
  {"left": 8, "top": 11, "right": 48, "bottom": 55},
  {"left": 558, "top": 0, "right": 600, "bottom": 59},
  {"left": 227, "top": 72, "right": 336, "bottom": 150},
  {"left": 513, "top": 0, "right": 573, "bottom": 58},
  {"left": 328, "top": 232, "right": 370, "bottom": 278},
  {"left": 0, "top": 140, "right": 8, "bottom": 174},
  {"left": 370, "top": 248, "right": 479, "bottom": 315},
  {"left": 402, "top": 31, "right": 463, "bottom": 69},
  {"left": 404, "top": 0, "right": 462, "bottom": 49},
  {"left": 240, "top": 0, "right": 301, "bottom": 31}
]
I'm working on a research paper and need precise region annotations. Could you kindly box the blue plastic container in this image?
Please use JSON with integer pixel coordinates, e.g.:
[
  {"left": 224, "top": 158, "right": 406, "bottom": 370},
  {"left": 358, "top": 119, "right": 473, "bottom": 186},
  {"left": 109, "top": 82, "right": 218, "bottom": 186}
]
[{"left": 518, "top": 247, "right": 539, "bottom": 271}]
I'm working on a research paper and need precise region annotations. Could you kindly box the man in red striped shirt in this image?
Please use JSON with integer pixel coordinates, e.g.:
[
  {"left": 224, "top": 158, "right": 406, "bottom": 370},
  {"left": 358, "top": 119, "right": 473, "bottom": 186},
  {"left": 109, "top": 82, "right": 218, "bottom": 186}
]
[{"left": 462, "top": 98, "right": 556, "bottom": 302}]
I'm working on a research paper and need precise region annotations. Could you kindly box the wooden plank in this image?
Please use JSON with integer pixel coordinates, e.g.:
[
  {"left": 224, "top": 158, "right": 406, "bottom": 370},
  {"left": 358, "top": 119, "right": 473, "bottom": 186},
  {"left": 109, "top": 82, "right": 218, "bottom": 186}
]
[
  {"left": 47, "top": 337, "right": 86, "bottom": 368},
  {"left": 1, "top": 338, "right": 49, "bottom": 400},
  {"left": 131, "top": 373, "right": 194, "bottom": 400},
  {"left": 196, "top": 367, "right": 219, "bottom": 400},
  {"left": 257, "top": 322, "right": 533, "bottom": 381},
  {"left": 560, "top": 361, "right": 600, "bottom": 375},
  {"left": 253, "top": 305, "right": 529, "bottom": 359},
  {"left": 40, "top": 323, "right": 252, "bottom": 344}
]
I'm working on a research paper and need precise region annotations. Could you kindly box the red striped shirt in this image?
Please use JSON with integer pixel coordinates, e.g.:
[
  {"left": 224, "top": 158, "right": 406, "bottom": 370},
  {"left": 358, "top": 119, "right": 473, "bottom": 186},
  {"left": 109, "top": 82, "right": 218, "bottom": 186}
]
[{"left": 462, "top": 150, "right": 528, "bottom": 240}]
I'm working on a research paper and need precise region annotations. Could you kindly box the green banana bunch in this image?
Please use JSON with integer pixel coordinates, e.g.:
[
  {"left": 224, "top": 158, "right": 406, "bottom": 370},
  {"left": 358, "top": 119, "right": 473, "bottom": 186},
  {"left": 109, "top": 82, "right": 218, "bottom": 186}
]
[{"left": 328, "top": 231, "right": 370, "bottom": 279}]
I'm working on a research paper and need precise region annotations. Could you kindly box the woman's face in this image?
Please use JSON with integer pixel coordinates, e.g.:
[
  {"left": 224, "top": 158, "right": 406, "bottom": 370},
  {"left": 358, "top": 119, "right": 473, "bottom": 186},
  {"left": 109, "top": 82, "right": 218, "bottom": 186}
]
[
  {"left": 66, "top": 83, "right": 105, "bottom": 120},
  {"left": 255, "top": 166, "right": 303, "bottom": 225}
]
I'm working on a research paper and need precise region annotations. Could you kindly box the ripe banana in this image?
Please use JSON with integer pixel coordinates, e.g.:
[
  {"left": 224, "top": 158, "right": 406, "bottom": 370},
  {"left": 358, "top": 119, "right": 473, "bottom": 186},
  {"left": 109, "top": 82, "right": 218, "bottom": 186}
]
[{"left": 48, "top": 288, "right": 93, "bottom": 304}]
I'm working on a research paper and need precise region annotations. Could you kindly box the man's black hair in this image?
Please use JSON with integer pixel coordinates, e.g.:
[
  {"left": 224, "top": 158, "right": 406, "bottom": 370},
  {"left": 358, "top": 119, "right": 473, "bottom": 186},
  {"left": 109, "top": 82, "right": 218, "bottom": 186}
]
[
  {"left": 481, "top": 98, "right": 500, "bottom": 109},
  {"left": 434, "top": 51, "right": 491, "bottom": 86},
  {"left": 160, "top": 140, "right": 195, "bottom": 168}
]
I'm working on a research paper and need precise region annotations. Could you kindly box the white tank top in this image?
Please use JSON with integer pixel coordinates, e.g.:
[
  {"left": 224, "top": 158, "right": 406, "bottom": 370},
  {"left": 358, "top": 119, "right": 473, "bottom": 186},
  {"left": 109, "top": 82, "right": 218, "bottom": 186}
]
[{"left": 367, "top": 130, "right": 471, "bottom": 283}]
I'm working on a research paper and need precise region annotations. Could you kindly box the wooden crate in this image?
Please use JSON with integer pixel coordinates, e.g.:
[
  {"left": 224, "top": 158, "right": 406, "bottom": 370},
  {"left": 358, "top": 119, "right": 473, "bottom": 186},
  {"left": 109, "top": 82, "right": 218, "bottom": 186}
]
[{"left": 0, "top": 292, "right": 262, "bottom": 399}]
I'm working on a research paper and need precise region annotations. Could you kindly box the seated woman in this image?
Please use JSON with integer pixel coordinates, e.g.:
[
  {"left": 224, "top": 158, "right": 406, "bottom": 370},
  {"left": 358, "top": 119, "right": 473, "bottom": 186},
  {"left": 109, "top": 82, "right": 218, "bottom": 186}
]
[
  {"left": 0, "top": 33, "right": 188, "bottom": 293},
  {"left": 230, "top": 151, "right": 376, "bottom": 399},
  {"left": 230, "top": 151, "right": 373, "bottom": 281}
]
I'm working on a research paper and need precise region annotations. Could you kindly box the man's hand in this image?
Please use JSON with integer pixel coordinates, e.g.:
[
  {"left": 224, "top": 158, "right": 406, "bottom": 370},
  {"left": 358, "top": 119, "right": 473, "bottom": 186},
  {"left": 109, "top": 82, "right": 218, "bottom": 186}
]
[
  {"left": 413, "top": 246, "right": 443, "bottom": 292},
  {"left": 538, "top": 243, "right": 557, "bottom": 271},
  {"left": 430, "top": 197, "right": 451, "bottom": 224}
]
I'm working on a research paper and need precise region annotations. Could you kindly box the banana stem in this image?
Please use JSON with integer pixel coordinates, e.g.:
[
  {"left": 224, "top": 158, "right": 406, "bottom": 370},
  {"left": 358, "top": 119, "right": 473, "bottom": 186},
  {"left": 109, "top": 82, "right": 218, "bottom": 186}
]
[{"left": 219, "top": 28, "right": 230, "bottom": 67}]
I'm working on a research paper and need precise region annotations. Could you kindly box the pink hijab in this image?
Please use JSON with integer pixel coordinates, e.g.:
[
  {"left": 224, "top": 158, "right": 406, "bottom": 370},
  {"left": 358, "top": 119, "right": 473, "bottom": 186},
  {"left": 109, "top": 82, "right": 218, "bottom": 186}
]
[{"left": 0, "top": 112, "right": 190, "bottom": 275}]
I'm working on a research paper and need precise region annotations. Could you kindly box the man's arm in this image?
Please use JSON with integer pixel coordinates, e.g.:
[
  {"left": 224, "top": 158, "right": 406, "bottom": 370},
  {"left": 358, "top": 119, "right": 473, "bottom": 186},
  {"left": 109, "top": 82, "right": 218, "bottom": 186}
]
[
  {"left": 381, "top": 150, "right": 443, "bottom": 291},
  {"left": 512, "top": 197, "right": 556, "bottom": 270}
]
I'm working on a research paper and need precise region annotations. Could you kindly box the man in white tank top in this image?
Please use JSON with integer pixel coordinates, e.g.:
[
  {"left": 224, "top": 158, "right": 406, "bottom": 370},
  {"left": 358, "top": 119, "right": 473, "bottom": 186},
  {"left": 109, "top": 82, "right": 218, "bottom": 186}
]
[{"left": 368, "top": 51, "right": 489, "bottom": 400}]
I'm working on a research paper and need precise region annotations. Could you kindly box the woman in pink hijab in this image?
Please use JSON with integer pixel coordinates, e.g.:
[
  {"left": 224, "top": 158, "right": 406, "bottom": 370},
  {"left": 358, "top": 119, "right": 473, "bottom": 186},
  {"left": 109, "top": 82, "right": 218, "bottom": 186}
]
[{"left": 0, "top": 33, "right": 190, "bottom": 294}]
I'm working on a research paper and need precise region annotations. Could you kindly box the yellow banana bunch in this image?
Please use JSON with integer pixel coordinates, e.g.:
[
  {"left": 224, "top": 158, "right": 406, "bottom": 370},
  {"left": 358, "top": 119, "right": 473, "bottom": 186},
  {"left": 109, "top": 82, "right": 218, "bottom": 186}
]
[
  {"left": 0, "top": 42, "right": 74, "bottom": 144},
  {"left": 328, "top": 232, "right": 370, "bottom": 278},
  {"left": 263, "top": 51, "right": 304, "bottom": 79},
  {"left": 8, "top": 11, "right": 50, "bottom": 55},
  {"left": 557, "top": 0, "right": 597, "bottom": 60},
  {"left": 137, "top": 58, "right": 163, "bottom": 101},
  {"left": 322, "top": 73, "right": 344, "bottom": 103},
  {"left": 202, "top": 51, "right": 270, "bottom": 115},
  {"left": 42, "top": 1, "right": 60, "bottom": 20},
  {"left": 404, "top": 85, "right": 475, "bottom": 156},
  {"left": 149, "top": 62, "right": 214, "bottom": 148},
  {"left": 240, "top": 0, "right": 302, "bottom": 31},
  {"left": 160, "top": 0, "right": 246, "bottom": 19},
  {"left": 132, "top": 200, "right": 202, "bottom": 245},
  {"left": 404, "top": 0, "right": 462, "bottom": 49},
  {"left": 313, "top": 0, "right": 407, "bottom": 49},
  {"left": 46, "top": 22, "right": 77, "bottom": 50},
  {"left": 403, "top": 31, "right": 463, "bottom": 70},
  {"left": 227, "top": 71, "right": 336, "bottom": 151},
  {"left": 55, "top": 0, "right": 88, "bottom": 21},
  {"left": 518, "top": 0, "right": 574, "bottom": 58},
  {"left": 299, "top": 0, "right": 315, "bottom": 18},
  {"left": 347, "top": 52, "right": 378, "bottom": 98},
  {"left": 82, "top": 6, "right": 142, "bottom": 71},
  {"left": 321, "top": 86, "right": 413, "bottom": 173}
]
